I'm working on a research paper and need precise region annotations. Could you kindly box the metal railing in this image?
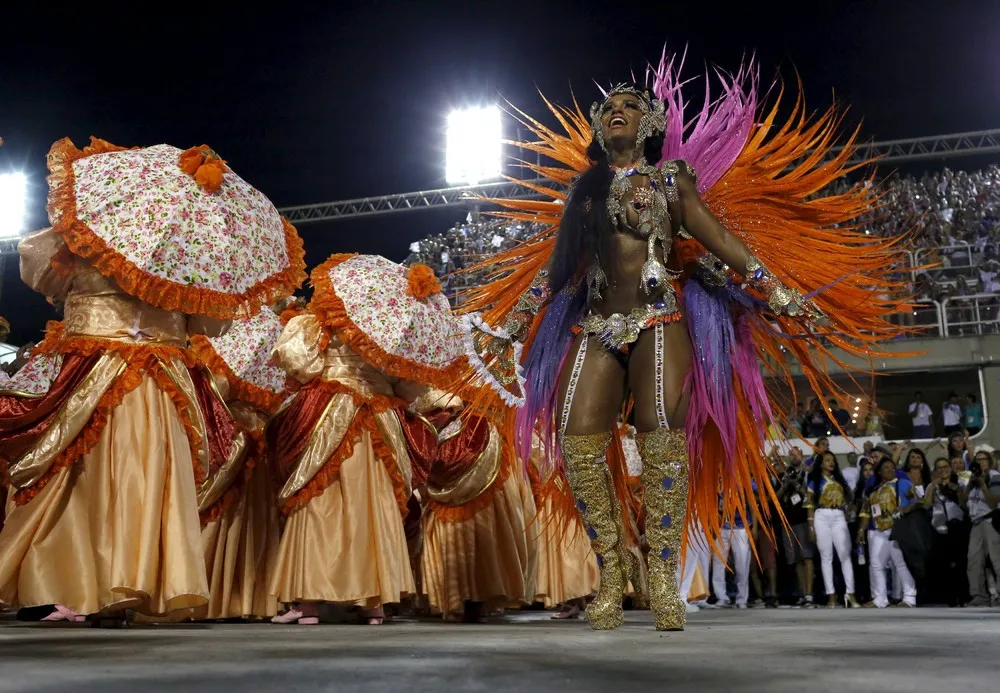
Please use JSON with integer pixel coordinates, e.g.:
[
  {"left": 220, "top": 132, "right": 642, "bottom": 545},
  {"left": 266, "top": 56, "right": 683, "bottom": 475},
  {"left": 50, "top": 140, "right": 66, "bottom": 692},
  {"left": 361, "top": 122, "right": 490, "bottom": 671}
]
[{"left": 941, "top": 293, "right": 1000, "bottom": 337}]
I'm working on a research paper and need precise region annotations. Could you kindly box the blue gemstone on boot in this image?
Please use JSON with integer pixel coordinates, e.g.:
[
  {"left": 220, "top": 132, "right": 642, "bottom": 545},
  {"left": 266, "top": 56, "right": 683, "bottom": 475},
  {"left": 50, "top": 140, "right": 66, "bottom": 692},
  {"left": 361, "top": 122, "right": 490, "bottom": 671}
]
[
  {"left": 662, "top": 477, "right": 674, "bottom": 490},
  {"left": 661, "top": 514, "right": 671, "bottom": 528},
  {"left": 661, "top": 547, "right": 672, "bottom": 560}
]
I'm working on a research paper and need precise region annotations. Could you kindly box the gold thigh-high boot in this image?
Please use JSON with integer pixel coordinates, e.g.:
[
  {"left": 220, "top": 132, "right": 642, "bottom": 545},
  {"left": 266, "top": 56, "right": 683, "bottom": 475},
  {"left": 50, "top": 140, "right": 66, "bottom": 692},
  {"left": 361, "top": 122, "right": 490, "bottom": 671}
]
[
  {"left": 561, "top": 431, "right": 626, "bottom": 630},
  {"left": 637, "top": 427, "right": 688, "bottom": 631}
]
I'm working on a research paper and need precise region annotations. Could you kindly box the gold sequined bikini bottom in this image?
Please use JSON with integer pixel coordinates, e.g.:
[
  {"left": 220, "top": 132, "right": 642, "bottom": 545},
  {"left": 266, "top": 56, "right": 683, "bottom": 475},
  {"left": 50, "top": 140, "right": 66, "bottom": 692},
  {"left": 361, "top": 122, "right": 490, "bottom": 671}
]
[{"left": 573, "top": 301, "right": 683, "bottom": 354}]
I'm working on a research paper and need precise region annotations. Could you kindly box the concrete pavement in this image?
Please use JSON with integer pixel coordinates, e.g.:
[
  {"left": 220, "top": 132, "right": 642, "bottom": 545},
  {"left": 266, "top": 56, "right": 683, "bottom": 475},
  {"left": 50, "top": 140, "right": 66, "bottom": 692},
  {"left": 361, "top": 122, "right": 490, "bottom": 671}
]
[{"left": 1, "top": 607, "right": 996, "bottom": 692}]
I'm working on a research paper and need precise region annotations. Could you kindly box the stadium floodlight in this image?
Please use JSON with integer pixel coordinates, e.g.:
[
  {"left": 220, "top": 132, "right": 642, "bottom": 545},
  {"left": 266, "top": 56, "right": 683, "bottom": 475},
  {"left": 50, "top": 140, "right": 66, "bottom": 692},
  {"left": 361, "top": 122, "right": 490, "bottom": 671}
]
[
  {"left": 0, "top": 172, "right": 27, "bottom": 239},
  {"left": 445, "top": 106, "right": 502, "bottom": 186}
]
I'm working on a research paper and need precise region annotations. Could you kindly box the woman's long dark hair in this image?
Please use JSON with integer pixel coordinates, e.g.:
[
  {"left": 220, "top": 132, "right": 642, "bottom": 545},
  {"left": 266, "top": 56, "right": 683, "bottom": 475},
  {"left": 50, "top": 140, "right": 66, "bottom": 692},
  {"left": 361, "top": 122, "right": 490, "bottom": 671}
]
[
  {"left": 808, "top": 451, "right": 854, "bottom": 506},
  {"left": 548, "top": 91, "right": 666, "bottom": 294},
  {"left": 854, "top": 460, "right": 874, "bottom": 504},
  {"left": 903, "top": 447, "right": 932, "bottom": 486}
]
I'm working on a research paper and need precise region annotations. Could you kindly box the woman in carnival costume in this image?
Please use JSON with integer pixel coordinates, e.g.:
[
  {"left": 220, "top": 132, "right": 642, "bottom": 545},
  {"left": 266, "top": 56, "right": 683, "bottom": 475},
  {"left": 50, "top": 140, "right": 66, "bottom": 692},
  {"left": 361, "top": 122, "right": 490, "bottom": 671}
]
[
  {"left": 267, "top": 256, "right": 470, "bottom": 625},
  {"left": 0, "top": 138, "right": 305, "bottom": 624},
  {"left": 458, "top": 52, "right": 912, "bottom": 631},
  {"left": 402, "top": 391, "right": 537, "bottom": 622},
  {"left": 188, "top": 300, "right": 304, "bottom": 620}
]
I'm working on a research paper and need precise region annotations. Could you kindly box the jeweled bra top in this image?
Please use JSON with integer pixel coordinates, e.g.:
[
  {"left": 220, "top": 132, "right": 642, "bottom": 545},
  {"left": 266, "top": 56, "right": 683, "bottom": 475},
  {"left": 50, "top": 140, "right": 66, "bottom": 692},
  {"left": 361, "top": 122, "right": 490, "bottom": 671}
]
[{"left": 586, "top": 159, "right": 689, "bottom": 307}]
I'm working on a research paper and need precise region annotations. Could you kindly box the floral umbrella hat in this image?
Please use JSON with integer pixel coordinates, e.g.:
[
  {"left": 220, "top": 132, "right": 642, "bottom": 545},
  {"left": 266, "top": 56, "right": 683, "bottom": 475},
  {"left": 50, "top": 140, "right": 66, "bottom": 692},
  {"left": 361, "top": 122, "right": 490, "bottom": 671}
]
[
  {"left": 46, "top": 137, "right": 306, "bottom": 320},
  {"left": 308, "top": 254, "right": 467, "bottom": 390},
  {"left": 190, "top": 304, "right": 289, "bottom": 414}
]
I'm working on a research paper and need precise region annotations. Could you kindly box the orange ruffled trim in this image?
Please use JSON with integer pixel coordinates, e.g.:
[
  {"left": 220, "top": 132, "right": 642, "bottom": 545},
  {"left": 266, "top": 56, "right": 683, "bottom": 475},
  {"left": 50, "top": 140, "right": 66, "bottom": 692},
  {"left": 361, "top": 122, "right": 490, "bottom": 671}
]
[
  {"left": 280, "top": 380, "right": 410, "bottom": 518},
  {"left": 309, "top": 254, "right": 475, "bottom": 396},
  {"left": 46, "top": 136, "right": 307, "bottom": 321},
  {"left": 426, "top": 439, "right": 514, "bottom": 524},
  {"left": 13, "top": 348, "right": 207, "bottom": 504},
  {"left": 189, "top": 334, "right": 286, "bottom": 415}
]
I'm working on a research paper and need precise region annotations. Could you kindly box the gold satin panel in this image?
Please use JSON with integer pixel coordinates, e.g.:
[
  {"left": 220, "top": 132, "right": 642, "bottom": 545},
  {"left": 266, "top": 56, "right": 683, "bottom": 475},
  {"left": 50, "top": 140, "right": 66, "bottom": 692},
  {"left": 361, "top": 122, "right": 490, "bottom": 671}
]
[
  {"left": 421, "top": 468, "right": 537, "bottom": 615},
  {"left": 197, "top": 397, "right": 279, "bottom": 620},
  {"left": 196, "top": 430, "right": 249, "bottom": 514},
  {"left": 0, "top": 376, "right": 209, "bottom": 615},
  {"left": 198, "top": 457, "right": 280, "bottom": 619},
  {"left": 269, "top": 428, "right": 415, "bottom": 606},
  {"left": 268, "top": 314, "right": 415, "bottom": 606},
  {"left": 374, "top": 409, "right": 413, "bottom": 493},
  {"left": 277, "top": 393, "right": 357, "bottom": 503},
  {"left": 426, "top": 425, "right": 501, "bottom": 506},
  {"left": 7, "top": 355, "right": 123, "bottom": 490}
]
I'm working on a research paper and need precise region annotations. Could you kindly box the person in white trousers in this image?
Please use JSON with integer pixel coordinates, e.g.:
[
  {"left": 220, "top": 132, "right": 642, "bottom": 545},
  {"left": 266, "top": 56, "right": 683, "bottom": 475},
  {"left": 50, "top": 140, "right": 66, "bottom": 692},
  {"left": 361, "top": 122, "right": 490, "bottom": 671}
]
[
  {"left": 806, "top": 451, "right": 859, "bottom": 608},
  {"left": 857, "top": 458, "right": 918, "bottom": 608},
  {"left": 681, "top": 520, "right": 711, "bottom": 611},
  {"left": 711, "top": 507, "right": 751, "bottom": 608}
]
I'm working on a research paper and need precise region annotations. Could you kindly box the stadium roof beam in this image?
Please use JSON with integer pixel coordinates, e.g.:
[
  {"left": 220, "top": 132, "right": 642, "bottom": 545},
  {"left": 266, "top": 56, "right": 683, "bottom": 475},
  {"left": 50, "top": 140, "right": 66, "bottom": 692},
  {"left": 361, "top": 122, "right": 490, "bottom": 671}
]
[
  {"left": 277, "top": 129, "right": 1000, "bottom": 224},
  {"left": 837, "top": 129, "right": 1000, "bottom": 166}
]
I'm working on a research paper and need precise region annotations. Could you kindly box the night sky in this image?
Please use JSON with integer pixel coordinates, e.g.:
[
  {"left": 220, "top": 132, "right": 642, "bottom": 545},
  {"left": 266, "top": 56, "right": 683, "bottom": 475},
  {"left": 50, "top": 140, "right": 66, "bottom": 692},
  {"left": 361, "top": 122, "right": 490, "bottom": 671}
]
[{"left": 1, "top": 0, "right": 998, "bottom": 344}]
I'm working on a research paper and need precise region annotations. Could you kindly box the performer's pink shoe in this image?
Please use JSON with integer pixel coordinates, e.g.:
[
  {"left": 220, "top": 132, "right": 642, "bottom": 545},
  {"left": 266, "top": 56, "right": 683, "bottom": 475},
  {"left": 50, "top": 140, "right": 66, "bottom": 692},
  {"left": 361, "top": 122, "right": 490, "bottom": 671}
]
[
  {"left": 271, "top": 607, "right": 318, "bottom": 625},
  {"left": 40, "top": 605, "right": 86, "bottom": 622}
]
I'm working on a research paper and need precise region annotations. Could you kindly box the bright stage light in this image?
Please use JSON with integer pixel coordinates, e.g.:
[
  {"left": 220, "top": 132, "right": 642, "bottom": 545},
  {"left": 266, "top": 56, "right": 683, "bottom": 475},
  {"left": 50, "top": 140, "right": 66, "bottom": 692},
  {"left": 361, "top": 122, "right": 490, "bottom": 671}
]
[
  {"left": 446, "top": 106, "right": 502, "bottom": 186},
  {"left": 0, "top": 172, "right": 28, "bottom": 239}
]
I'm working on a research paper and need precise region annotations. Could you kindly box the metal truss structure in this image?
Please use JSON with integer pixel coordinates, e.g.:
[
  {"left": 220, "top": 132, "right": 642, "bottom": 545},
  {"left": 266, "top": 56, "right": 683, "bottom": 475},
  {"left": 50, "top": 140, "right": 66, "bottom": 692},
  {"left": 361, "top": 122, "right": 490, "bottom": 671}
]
[
  {"left": 277, "top": 129, "right": 1000, "bottom": 224},
  {"left": 838, "top": 129, "right": 1000, "bottom": 166}
]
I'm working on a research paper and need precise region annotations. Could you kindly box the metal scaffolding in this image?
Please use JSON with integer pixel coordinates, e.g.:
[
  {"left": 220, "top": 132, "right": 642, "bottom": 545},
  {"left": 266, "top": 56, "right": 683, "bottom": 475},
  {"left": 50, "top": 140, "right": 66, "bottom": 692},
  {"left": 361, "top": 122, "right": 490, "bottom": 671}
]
[{"left": 277, "top": 129, "right": 1000, "bottom": 224}]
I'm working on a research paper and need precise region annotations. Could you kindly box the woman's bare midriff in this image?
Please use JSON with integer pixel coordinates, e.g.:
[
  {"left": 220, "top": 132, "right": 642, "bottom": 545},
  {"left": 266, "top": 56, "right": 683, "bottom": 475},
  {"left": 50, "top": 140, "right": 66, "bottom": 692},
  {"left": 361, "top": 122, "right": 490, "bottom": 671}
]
[{"left": 590, "top": 176, "right": 676, "bottom": 317}]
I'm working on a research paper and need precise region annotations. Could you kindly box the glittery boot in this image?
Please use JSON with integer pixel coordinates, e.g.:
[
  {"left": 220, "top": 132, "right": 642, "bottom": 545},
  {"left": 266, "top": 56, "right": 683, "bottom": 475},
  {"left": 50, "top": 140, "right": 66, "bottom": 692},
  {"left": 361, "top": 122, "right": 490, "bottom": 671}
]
[
  {"left": 637, "top": 427, "right": 688, "bottom": 631},
  {"left": 561, "top": 431, "right": 626, "bottom": 630}
]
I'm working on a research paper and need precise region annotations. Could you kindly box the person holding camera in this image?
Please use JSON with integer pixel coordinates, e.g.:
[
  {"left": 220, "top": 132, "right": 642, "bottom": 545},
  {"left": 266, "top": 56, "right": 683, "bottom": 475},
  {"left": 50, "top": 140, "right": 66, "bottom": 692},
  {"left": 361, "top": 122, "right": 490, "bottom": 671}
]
[
  {"left": 960, "top": 449, "right": 1000, "bottom": 607},
  {"left": 777, "top": 454, "right": 816, "bottom": 607},
  {"left": 857, "top": 458, "right": 918, "bottom": 608},
  {"left": 926, "top": 457, "right": 969, "bottom": 606}
]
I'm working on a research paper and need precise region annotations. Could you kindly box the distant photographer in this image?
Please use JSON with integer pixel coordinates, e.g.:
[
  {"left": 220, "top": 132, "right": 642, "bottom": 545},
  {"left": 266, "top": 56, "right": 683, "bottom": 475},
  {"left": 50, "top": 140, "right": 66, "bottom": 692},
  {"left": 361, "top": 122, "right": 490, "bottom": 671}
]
[
  {"left": 960, "top": 449, "right": 1000, "bottom": 607},
  {"left": 777, "top": 453, "right": 815, "bottom": 607}
]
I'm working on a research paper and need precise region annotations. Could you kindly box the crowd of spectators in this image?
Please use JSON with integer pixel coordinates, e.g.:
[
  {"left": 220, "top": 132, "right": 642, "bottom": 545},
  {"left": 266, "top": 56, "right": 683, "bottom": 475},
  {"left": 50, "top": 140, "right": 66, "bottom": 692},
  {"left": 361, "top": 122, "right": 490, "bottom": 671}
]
[{"left": 715, "top": 439, "right": 1000, "bottom": 609}]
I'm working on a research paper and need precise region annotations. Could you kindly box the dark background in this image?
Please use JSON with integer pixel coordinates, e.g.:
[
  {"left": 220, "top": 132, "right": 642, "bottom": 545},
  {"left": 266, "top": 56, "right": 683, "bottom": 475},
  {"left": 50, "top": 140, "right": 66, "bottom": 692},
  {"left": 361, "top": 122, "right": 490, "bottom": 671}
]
[{"left": 1, "top": 0, "right": 999, "bottom": 344}]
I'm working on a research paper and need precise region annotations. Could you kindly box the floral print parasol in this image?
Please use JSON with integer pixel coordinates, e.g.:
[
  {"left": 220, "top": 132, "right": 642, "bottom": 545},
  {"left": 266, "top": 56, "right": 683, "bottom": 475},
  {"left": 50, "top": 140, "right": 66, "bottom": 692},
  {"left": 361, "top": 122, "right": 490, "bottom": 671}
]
[
  {"left": 309, "top": 254, "right": 466, "bottom": 388},
  {"left": 46, "top": 137, "right": 306, "bottom": 320},
  {"left": 190, "top": 305, "right": 288, "bottom": 413}
]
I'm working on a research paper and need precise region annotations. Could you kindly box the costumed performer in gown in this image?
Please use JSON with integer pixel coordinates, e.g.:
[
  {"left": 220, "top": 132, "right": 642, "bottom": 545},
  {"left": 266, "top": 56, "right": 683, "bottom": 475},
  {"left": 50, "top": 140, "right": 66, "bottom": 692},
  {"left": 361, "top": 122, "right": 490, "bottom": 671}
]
[
  {"left": 456, "top": 52, "right": 913, "bottom": 631},
  {"left": 402, "top": 390, "right": 537, "bottom": 621},
  {"left": 0, "top": 138, "right": 305, "bottom": 624},
  {"left": 268, "top": 256, "right": 469, "bottom": 625},
  {"left": 189, "top": 300, "right": 304, "bottom": 620}
]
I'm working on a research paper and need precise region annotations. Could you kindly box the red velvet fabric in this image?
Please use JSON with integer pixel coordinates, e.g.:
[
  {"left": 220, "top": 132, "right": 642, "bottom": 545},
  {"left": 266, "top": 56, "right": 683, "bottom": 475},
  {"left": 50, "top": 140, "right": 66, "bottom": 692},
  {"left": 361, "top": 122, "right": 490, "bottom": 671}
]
[
  {"left": 0, "top": 354, "right": 100, "bottom": 462},
  {"left": 188, "top": 365, "right": 239, "bottom": 476},
  {"left": 266, "top": 382, "right": 334, "bottom": 484}
]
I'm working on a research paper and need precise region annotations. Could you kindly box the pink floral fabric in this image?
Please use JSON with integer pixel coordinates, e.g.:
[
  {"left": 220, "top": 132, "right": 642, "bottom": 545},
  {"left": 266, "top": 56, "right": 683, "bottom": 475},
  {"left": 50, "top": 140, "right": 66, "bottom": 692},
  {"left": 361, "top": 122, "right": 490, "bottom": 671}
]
[
  {"left": 330, "top": 255, "right": 463, "bottom": 369},
  {"left": 207, "top": 306, "right": 286, "bottom": 396},
  {"left": 72, "top": 144, "right": 291, "bottom": 294},
  {"left": 1, "top": 353, "right": 64, "bottom": 396}
]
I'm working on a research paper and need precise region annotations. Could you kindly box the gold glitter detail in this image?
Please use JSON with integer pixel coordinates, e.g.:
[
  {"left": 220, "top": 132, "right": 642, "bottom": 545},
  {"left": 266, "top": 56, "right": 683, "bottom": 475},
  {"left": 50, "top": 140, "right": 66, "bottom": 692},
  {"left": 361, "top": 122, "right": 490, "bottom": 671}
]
[
  {"left": 561, "top": 431, "right": 625, "bottom": 630},
  {"left": 637, "top": 427, "right": 688, "bottom": 631}
]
